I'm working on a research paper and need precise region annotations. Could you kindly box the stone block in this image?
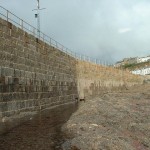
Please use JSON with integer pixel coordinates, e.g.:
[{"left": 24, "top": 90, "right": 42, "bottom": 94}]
[
  {"left": 0, "top": 76, "right": 5, "bottom": 85},
  {"left": 13, "top": 77, "right": 19, "bottom": 84},
  {"left": 1, "top": 67, "right": 14, "bottom": 77},
  {"left": 0, "top": 102, "right": 8, "bottom": 112},
  {"left": 1, "top": 93, "right": 12, "bottom": 102},
  {"left": 8, "top": 77, "right": 13, "bottom": 84},
  {"left": 14, "top": 69, "right": 20, "bottom": 77}
]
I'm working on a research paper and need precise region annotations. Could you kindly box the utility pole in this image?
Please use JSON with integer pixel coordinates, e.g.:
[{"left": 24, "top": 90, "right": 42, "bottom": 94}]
[
  {"left": 37, "top": 0, "right": 40, "bottom": 38},
  {"left": 32, "top": 0, "right": 45, "bottom": 39}
]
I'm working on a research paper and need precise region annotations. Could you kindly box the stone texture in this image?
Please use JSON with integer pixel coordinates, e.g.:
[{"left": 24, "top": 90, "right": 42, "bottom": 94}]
[
  {"left": 0, "top": 18, "right": 78, "bottom": 134},
  {"left": 0, "top": 17, "right": 143, "bottom": 134},
  {"left": 76, "top": 59, "right": 143, "bottom": 99}
]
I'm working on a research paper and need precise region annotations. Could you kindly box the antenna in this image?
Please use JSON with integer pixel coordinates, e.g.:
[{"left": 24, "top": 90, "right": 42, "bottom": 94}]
[{"left": 32, "top": 0, "right": 46, "bottom": 39}]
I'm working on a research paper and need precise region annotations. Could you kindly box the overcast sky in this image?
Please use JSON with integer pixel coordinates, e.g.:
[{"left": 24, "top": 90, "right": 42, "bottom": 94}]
[{"left": 1, "top": 0, "right": 150, "bottom": 63}]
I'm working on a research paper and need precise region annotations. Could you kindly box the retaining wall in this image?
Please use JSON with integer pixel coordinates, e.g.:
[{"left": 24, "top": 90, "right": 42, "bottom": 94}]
[
  {"left": 76, "top": 60, "right": 143, "bottom": 98},
  {"left": 0, "top": 18, "right": 78, "bottom": 133},
  {"left": 0, "top": 17, "right": 143, "bottom": 134}
]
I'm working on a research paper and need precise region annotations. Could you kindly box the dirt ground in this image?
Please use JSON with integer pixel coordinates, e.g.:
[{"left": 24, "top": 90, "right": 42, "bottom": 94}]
[
  {"left": 0, "top": 103, "right": 78, "bottom": 150},
  {"left": 0, "top": 84, "right": 149, "bottom": 150},
  {"left": 62, "top": 84, "right": 150, "bottom": 150}
]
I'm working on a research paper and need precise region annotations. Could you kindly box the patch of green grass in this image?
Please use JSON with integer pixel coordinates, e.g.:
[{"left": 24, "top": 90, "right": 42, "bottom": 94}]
[{"left": 121, "top": 62, "right": 150, "bottom": 70}]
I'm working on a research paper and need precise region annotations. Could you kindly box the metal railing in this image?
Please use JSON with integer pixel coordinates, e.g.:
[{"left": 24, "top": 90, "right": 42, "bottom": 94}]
[{"left": 0, "top": 5, "right": 112, "bottom": 66}]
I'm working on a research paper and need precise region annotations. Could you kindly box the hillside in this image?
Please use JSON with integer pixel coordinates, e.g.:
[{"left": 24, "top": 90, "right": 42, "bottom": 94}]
[{"left": 121, "top": 61, "right": 150, "bottom": 71}]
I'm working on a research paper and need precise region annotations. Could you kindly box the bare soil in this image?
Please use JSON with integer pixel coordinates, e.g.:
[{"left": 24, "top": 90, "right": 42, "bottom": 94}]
[
  {"left": 0, "top": 103, "right": 78, "bottom": 150},
  {"left": 0, "top": 84, "right": 149, "bottom": 150},
  {"left": 62, "top": 84, "right": 150, "bottom": 150}
]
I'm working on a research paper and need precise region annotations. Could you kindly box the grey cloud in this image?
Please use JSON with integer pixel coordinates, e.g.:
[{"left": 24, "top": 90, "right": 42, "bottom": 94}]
[{"left": 1, "top": 0, "right": 150, "bottom": 64}]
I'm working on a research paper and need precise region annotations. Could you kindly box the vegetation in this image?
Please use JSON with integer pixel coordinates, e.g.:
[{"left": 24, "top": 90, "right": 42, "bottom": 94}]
[{"left": 121, "top": 61, "right": 150, "bottom": 70}]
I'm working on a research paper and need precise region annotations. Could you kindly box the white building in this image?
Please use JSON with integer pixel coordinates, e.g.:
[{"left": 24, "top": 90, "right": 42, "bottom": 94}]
[
  {"left": 131, "top": 67, "right": 150, "bottom": 75},
  {"left": 137, "top": 56, "right": 150, "bottom": 63}
]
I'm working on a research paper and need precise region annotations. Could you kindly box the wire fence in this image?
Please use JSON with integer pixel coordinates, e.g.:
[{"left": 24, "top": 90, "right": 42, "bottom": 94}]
[{"left": 0, "top": 5, "right": 112, "bottom": 66}]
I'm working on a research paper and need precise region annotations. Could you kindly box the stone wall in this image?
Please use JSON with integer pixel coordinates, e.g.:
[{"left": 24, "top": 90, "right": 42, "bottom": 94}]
[
  {"left": 0, "top": 17, "right": 143, "bottom": 134},
  {"left": 76, "top": 60, "right": 143, "bottom": 98},
  {"left": 0, "top": 18, "right": 78, "bottom": 133}
]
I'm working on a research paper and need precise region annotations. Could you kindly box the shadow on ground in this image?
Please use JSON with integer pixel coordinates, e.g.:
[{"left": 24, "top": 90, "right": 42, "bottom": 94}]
[{"left": 0, "top": 103, "right": 78, "bottom": 150}]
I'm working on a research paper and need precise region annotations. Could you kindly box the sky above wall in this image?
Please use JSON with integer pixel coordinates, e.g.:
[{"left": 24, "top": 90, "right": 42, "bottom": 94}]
[{"left": 1, "top": 0, "right": 150, "bottom": 63}]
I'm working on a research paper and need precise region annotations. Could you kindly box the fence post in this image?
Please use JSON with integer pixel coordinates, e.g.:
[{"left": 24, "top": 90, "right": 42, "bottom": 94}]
[
  {"left": 65, "top": 48, "right": 68, "bottom": 55},
  {"left": 29, "top": 26, "right": 31, "bottom": 32},
  {"left": 49, "top": 38, "right": 51, "bottom": 45},
  {"left": 33, "top": 28, "right": 35, "bottom": 36},
  {"left": 56, "top": 41, "right": 58, "bottom": 48},
  {"left": 43, "top": 33, "right": 45, "bottom": 41},
  {"left": 7, "top": 10, "right": 9, "bottom": 22},
  {"left": 20, "top": 19, "right": 23, "bottom": 30},
  {"left": 62, "top": 45, "right": 64, "bottom": 51},
  {"left": 75, "top": 52, "right": 77, "bottom": 59}
]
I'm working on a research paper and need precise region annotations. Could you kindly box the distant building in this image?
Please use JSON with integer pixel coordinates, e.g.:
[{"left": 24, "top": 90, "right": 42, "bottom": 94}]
[
  {"left": 137, "top": 56, "right": 150, "bottom": 63},
  {"left": 124, "top": 57, "right": 138, "bottom": 64},
  {"left": 114, "top": 60, "right": 124, "bottom": 67},
  {"left": 131, "top": 67, "right": 150, "bottom": 75},
  {"left": 114, "top": 57, "right": 138, "bottom": 67},
  {"left": 115, "top": 55, "right": 150, "bottom": 67}
]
